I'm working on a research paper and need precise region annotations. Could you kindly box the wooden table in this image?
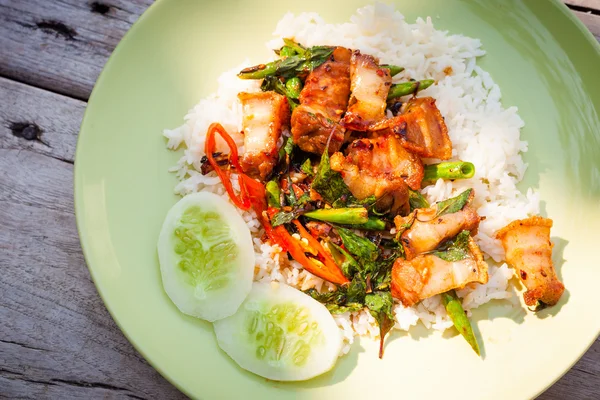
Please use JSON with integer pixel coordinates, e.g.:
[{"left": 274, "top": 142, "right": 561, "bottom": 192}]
[{"left": 1, "top": 1, "right": 598, "bottom": 398}]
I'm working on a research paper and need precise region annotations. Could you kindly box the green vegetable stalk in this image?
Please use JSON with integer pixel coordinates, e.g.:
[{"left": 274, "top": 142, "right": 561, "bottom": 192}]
[
  {"left": 282, "top": 38, "right": 307, "bottom": 56},
  {"left": 279, "top": 46, "right": 296, "bottom": 57},
  {"left": 348, "top": 217, "right": 386, "bottom": 231},
  {"left": 266, "top": 180, "right": 281, "bottom": 209},
  {"left": 238, "top": 61, "right": 281, "bottom": 80},
  {"left": 285, "top": 77, "right": 303, "bottom": 99},
  {"left": 423, "top": 161, "right": 475, "bottom": 185},
  {"left": 239, "top": 46, "right": 334, "bottom": 80},
  {"left": 304, "top": 207, "right": 369, "bottom": 225},
  {"left": 387, "top": 79, "right": 434, "bottom": 100},
  {"left": 380, "top": 64, "right": 404, "bottom": 77},
  {"left": 442, "top": 290, "right": 481, "bottom": 356}
]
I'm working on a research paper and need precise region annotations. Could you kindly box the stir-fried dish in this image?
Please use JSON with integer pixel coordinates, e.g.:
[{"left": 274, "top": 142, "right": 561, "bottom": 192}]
[{"left": 192, "top": 40, "right": 565, "bottom": 358}]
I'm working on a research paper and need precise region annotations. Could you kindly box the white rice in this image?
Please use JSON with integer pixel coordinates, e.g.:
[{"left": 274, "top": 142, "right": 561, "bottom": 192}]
[{"left": 164, "top": 3, "right": 539, "bottom": 355}]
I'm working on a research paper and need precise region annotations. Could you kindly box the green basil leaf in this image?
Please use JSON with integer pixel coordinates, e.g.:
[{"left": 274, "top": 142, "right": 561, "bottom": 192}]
[
  {"left": 433, "top": 230, "right": 471, "bottom": 262},
  {"left": 435, "top": 189, "right": 472, "bottom": 217},
  {"left": 336, "top": 227, "right": 379, "bottom": 262}
]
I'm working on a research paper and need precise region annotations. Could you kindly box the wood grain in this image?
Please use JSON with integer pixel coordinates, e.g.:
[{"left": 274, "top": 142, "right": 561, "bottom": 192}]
[
  {"left": 0, "top": 80, "right": 186, "bottom": 399},
  {"left": 0, "top": 77, "right": 82, "bottom": 164},
  {"left": 0, "top": 1, "right": 598, "bottom": 399},
  {"left": 0, "top": 0, "right": 154, "bottom": 100}
]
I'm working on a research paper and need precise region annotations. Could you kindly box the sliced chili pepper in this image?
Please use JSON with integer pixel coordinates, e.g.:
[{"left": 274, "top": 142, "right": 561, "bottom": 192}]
[
  {"left": 291, "top": 183, "right": 305, "bottom": 199},
  {"left": 204, "top": 123, "right": 250, "bottom": 210},
  {"left": 292, "top": 221, "right": 348, "bottom": 284},
  {"left": 203, "top": 123, "right": 348, "bottom": 285},
  {"left": 273, "top": 224, "right": 348, "bottom": 285}
]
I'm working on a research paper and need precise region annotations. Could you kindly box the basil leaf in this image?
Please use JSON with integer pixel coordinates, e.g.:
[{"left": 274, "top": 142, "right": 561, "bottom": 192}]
[
  {"left": 365, "top": 291, "right": 395, "bottom": 358},
  {"left": 270, "top": 209, "right": 303, "bottom": 227},
  {"left": 435, "top": 188, "right": 472, "bottom": 217},
  {"left": 325, "top": 303, "right": 364, "bottom": 314},
  {"left": 346, "top": 275, "right": 366, "bottom": 304},
  {"left": 276, "top": 46, "right": 335, "bottom": 78},
  {"left": 408, "top": 188, "right": 430, "bottom": 211},
  {"left": 305, "top": 281, "right": 366, "bottom": 315},
  {"left": 433, "top": 230, "right": 471, "bottom": 262},
  {"left": 305, "top": 288, "right": 346, "bottom": 305},
  {"left": 312, "top": 150, "right": 354, "bottom": 205},
  {"left": 300, "top": 158, "right": 314, "bottom": 176},
  {"left": 336, "top": 227, "right": 379, "bottom": 262},
  {"left": 262, "top": 77, "right": 301, "bottom": 112},
  {"left": 283, "top": 136, "right": 295, "bottom": 156}
]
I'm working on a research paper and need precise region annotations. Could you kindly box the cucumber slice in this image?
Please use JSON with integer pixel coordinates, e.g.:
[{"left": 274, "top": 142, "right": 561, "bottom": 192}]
[
  {"left": 158, "top": 192, "right": 254, "bottom": 322},
  {"left": 214, "top": 282, "right": 343, "bottom": 381}
]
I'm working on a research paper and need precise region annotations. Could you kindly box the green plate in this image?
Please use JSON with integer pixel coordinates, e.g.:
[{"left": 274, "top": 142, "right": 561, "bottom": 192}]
[{"left": 75, "top": 0, "right": 600, "bottom": 398}]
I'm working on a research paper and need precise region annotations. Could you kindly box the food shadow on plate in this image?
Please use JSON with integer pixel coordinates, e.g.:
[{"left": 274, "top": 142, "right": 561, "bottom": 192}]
[
  {"left": 535, "top": 235, "right": 569, "bottom": 318},
  {"left": 211, "top": 333, "right": 363, "bottom": 389},
  {"left": 441, "top": 315, "right": 488, "bottom": 359}
]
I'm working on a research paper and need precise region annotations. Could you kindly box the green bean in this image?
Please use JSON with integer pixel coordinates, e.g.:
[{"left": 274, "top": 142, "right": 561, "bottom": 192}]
[
  {"left": 238, "top": 61, "right": 280, "bottom": 79},
  {"left": 304, "top": 208, "right": 369, "bottom": 225},
  {"left": 422, "top": 161, "right": 475, "bottom": 185},
  {"left": 386, "top": 79, "right": 434, "bottom": 100},
  {"left": 347, "top": 217, "right": 387, "bottom": 231},
  {"left": 279, "top": 46, "right": 296, "bottom": 57},
  {"left": 380, "top": 64, "right": 404, "bottom": 77},
  {"left": 442, "top": 290, "right": 481, "bottom": 356},
  {"left": 285, "top": 77, "right": 303, "bottom": 99},
  {"left": 282, "top": 38, "right": 307, "bottom": 56}
]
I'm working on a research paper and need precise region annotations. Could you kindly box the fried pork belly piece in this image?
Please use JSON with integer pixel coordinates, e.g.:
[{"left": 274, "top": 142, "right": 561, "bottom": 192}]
[
  {"left": 395, "top": 204, "right": 481, "bottom": 260},
  {"left": 391, "top": 237, "right": 488, "bottom": 307},
  {"left": 238, "top": 91, "right": 289, "bottom": 180},
  {"left": 330, "top": 131, "right": 423, "bottom": 215},
  {"left": 291, "top": 47, "right": 352, "bottom": 154},
  {"left": 341, "top": 51, "right": 392, "bottom": 131},
  {"left": 371, "top": 97, "right": 452, "bottom": 160},
  {"left": 496, "top": 216, "right": 564, "bottom": 307}
]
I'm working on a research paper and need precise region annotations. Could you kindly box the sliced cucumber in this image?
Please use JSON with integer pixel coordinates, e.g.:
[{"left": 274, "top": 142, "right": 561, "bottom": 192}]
[
  {"left": 214, "top": 282, "right": 343, "bottom": 381},
  {"left": 158, "top": 192, "right": 254, "bottom": 322}
]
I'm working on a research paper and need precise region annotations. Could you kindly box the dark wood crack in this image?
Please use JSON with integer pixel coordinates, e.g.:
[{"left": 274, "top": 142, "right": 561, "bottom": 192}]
[
  {"left": 35, "top": 20, "right": 78, "bottom": 41},
  {"left": 567, "top": 3, "right": 600, "bottom": 16},
  {"left": 0, "top": 339, "right": 49, "bottom": 352}
]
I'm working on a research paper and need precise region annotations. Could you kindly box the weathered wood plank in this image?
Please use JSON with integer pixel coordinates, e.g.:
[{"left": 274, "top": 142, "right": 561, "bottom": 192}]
[
  {"left": 0, "top": 150, "right": 186, "bottom": 400},
  {"left": 0, "top": 78, "right": 184, "bottom": 398},
  {"left": 0, "top": 0, "right": 154, "bottom": 100},
  {"left": 0, "top": 76, "right": 83, "bottom": 163},
  {"left": 538, "top": 339, "right": 600, "bottom": 399}
]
